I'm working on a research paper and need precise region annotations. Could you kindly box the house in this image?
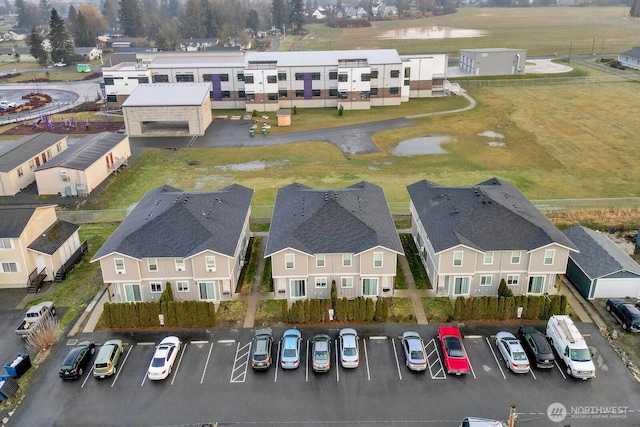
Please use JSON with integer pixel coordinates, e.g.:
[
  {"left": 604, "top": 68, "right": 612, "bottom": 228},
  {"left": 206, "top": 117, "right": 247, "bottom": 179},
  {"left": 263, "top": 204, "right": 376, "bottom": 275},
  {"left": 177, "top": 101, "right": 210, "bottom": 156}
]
[
  {"left": 91, "top": 184, "right": 254, "bottom": 303},
  {"left": 563, "top": 226, "right": 640, "bottom": 300},
  {"left": 4, "top": 29, "right": 27, "bottom": 41},
  {"left": 181, "top": 38, "right": 218, "bottom": 52},
  {"left": 0, "top": 133, "right": 68, "bottom": 196},
  {"left": 618, "top": 47, "right": 640, "bottom": 71},
  {"left": 265, "top": 182, "right": 404, "bottom": 301},
  {"left": 458, "top": 48, "right": 527, "bottom": 76},
  {"left": 311, "top": 7, "right": 327, "bottom": 21},
  {"left": 0, "top": 205, "right": 87, "bottom": 291},
  {"left": 34, "top": 132, "right": 131, "bottom": 196},
  {"left": 406, "top": 178, "right": 578, "bottom": 298},
  {"left": 74, "top": 47, "right": 102, "bottom": 61}
]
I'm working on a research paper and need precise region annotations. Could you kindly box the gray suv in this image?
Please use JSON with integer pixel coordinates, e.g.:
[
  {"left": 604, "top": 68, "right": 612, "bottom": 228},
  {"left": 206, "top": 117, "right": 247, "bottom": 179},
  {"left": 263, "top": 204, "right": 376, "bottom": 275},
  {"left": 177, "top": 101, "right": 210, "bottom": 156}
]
[
  {"left": 251, "top": 327, "right": 273, "bottom": 369},
  {"left": 312, "top": 334, "right": 331, "bottom": 372}
]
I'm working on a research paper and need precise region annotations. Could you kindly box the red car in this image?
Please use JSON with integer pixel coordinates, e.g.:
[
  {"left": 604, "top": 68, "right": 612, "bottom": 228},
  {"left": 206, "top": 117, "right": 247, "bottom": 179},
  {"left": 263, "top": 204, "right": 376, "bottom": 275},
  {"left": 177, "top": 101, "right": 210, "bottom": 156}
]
[{"left": 438, "top": 326, "right": 471, "bottom": 375}]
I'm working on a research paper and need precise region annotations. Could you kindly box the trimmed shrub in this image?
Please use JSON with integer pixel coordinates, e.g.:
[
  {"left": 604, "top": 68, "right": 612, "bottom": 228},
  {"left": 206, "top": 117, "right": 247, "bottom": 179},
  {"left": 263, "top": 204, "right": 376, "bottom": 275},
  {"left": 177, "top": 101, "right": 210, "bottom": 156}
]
[
  {"left": 166, "top": 301, "right": 177, "bottom": 327},
  {"left": 160, "top": 282, "right": 175, "bottom": 302},
  {"left": 345, "top": 297, "right": 354, "bottom": 321},
  {"left": 453, "top": 296, "right": 465, "bottom": 320},
  {"left": 497, "top": 297, "right": 505, "bottom": 320},
  {"left": 206, "top": 302, "right": 217, "bottom": 327},
  {"left": 331, "top": 281, "right": 338, "bottom": 308},
  {"left": 504, "top": 297, "right": 515, "bottom": 320},
  {"left": 176, "top": 301, "right": 190, "bottom": 327},
  {"left": 366, "top": 298, "right": 375, "bottom": 322},
  {"left": 559, "top": 294, "right": 568, "bottom": 314},
  {"left": 498, "top": 279, "right": 513, "bottom": 298}
]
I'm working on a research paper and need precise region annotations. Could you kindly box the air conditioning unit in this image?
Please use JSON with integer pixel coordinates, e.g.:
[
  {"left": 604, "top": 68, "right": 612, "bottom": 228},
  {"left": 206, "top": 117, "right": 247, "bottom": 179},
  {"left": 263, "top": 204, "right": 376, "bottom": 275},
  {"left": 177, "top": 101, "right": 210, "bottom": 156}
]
[{"left": 176, "top": 268, "right": 184, "bottom": 272}]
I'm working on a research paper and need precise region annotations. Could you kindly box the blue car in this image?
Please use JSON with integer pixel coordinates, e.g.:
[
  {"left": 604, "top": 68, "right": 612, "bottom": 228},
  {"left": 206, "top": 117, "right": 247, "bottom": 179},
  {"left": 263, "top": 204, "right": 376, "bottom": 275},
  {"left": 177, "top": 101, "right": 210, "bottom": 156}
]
[{"left": 280, "top": 329, "right": 302, "bottom": 369}]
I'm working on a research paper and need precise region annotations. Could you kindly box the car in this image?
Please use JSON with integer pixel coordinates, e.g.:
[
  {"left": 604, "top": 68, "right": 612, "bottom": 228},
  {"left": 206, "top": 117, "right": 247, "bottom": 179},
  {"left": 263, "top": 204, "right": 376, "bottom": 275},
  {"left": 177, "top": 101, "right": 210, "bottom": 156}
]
[
  {"left": 59, "top": 341, "right": 95, "bottom": 380},
  {"left": 606, "top": 299, "right": 640, "bottom": 332},
  {"left": 53, "top": 62, "right": 67, "bottom": 67},
  {"left": 311, "top": 334, "right": 331, "bottom": 372},
  {"left": 93, "top": 339, "right": 123, "bottom": 378},
  {"left": 495, "top": 331, "right": 530, "bottom": 374},
  {"left": 516, "top": 325, "right": 555, "bottom": 369},
  {"left": 438, "top": 326, "right": 471, "bottom": 375},
  {"left": 251, "top": 327, "right": 273, "bottom": 370},
  {"left": 147, "top": 336, "right": 181, "bottom": 380},
  {"left": 280, "top": 329, "right": 301, "bottom": 369},
  {"left": 338, "top": 328, "right": 359, "bottom": 368},
  {"left": 0, "top": 101, "right": 17, "bottom": 111},
  {"left": 460, "top": 417, "right": 506, "bottom": 427},
  {"left": 400, "top": 331, "right": 427, "bottom": 371}
]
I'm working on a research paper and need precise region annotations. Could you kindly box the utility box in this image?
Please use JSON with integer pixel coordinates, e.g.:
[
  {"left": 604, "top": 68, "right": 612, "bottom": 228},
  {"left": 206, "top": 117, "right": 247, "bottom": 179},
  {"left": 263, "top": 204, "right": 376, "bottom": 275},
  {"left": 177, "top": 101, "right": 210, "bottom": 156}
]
[
  {"left": 0, "top": 375, "right": 18, "bottom": 402},
  {"left": 277, "top": 109, "right": 291, "bottom": 127}
]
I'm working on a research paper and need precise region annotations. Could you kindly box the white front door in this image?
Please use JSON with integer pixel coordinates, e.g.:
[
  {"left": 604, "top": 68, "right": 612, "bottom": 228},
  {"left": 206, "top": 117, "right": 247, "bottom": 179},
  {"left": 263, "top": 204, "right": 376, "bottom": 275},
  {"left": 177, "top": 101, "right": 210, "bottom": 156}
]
[{"left": 36, "top": 255, "right": 46, "bottom": 273}]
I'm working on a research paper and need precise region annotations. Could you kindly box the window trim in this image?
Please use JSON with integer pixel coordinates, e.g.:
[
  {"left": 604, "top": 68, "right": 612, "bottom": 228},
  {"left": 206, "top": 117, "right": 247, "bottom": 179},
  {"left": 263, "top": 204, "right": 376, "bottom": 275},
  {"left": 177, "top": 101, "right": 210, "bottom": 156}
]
[
  {"left": 342, "top": 253, "right": 352, "bottom": 267},
  {"left": 205, "top": 255, "right": 216, "bottom": 272},
  {"left": 285, "top": 253, "right": 295, "bottom": 269},
  {"left": 373, "top": 252, "right": 383, "bottom": 268},
  {"left": 543, "top": 249, "right": 555, "bottom": 265},
  {"left": 507, "top": 274, "right": 519, "bottom": 286},
  {"left": 147, "top": 258, "right": 158, "bottom": 272},
  {"left": 510, "top": 251, "right": 521, "bottom": 264},
  {"left": 175, "top": 258, "right": 185, "bottom": 272},
  {"left": 315, "top": 277, "right": 328, "bottom": 288},
  {"left": 453, "top": 276, "right": 471, "bottom": 296},
  {"left": 479, "top": 275, "right": 492, "bottom": 287},
  {"left": 177, "top": 281, "right": 189, "bottom": 292},
  {"left": 452, "top": 251, "right": 463, "bottom": 267},
  {"left": 0, "top": 238, "right": 13, "bottom": 249},
  {"left": 114, "top": 258, "right": 125, "bottom": 274},
  {"left": 316, "top": 254, "right": 325, "bottom": 268},
  {"left": 1, "top": 262, "right": 18, "bottom": 273},
  {"left": 150, "top": 281, "right": 163, "bottom": 293},
  {"left": 341, "top": 277, "right": 353, "bottom": 288},
  {"left": 483, "top": 252, "right": 493, "bottom": 265}
]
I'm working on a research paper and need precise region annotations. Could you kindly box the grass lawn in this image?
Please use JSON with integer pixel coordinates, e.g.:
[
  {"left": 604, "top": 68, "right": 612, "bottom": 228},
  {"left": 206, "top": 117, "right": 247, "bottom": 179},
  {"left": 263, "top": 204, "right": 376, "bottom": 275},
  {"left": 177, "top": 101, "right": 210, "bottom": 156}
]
[
  {"left": 255, "top": 300, "right": 287, "bottom": 325},
  {"left": 237, "top": 237, "right": 262, "bottom": 293},
  {"left": 216, "top": 301, "right": 247, "bottom": 326},
  {"left": 422, "top": 297, "right": 455, "bottom": 324},
  {"left": 388, "top": 297, "right": 416, "bottom": 323},
  {"left": 400, "top": 234, "right": 431, "bottom": 289}
]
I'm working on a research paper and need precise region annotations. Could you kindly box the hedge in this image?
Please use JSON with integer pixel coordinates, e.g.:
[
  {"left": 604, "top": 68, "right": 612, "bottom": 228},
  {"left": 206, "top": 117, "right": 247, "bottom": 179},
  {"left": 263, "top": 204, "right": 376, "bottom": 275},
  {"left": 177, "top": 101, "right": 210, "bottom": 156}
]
[
  {"left": 281, "top": 297, "right": 390, "bottom": 324},
  {"left": 103, "top": 300, "right": 216, "bottom": 329},
  {"left": 452, "top": 295, "right": 567, "bottom": 321}
]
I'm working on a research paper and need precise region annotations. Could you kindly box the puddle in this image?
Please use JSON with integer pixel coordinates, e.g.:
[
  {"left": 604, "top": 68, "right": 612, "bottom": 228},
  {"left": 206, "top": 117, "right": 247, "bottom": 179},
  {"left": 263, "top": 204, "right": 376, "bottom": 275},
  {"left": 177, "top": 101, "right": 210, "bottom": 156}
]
[
  {"left": 478, "top": 131, "right": 504, "bottom": 139},
  {"left": 487, "top": 141, "right": 506, "bottom": 147},
  {"left": 377, "top": 26, "right": 486, "bottom": 40},
  {"left": 215, "top": 161, "right": 267, "bottom": 172},
  {"left": 392, "top": 135, "right": 452, "bottom": 156}
]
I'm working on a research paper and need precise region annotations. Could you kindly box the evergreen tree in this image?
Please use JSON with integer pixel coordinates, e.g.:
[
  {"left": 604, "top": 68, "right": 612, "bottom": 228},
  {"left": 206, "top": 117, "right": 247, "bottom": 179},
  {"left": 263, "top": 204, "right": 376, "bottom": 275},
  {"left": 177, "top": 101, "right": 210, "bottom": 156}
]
[
  {"left": 155, "top": 21, "right": 181, "bottom": 51},
  {"left": 67, "top": 5, "right": 77, "bottom": 30},
  {"left": 184, "top": 0, "right": 206, "bottom": 38},
  {"left": 15, "top": 0, "right": 28, "bottom": 28},
  {"left": 271, "top": 0, "right": 287, "bottom": 31},
  {"left": 289, "top": 0, "right": 305, "bottom": 34},
  {"left": 632, "top": 0, "right": 639, "bottom": 17},
  {"left": 28, "top": 27, "right": 47, "bottom": 66},
  {"left": 497, "top": 279, "right": 513, "bottom": 298},
  {"left": 49, "top": 9, "right": 73, "bottom": 64},
  {"left": 246, "top": 9, "right": 260, "bottom": 32},
  {"left": 39, "top": 0, "right": 51, "bottom": 26},
  {"left": 118, "top": 0, "right": 144, "bottom": 37},
  {"left": 102, "top": 0, "right": 118, "bottom": 29}
]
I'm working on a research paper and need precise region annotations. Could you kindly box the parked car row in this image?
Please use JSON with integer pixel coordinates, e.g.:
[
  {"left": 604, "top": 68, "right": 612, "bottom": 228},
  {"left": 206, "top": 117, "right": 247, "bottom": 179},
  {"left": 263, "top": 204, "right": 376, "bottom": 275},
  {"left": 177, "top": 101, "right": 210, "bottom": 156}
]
[{"left": 605, "top": 299, "right": 640, "bottom": 332}]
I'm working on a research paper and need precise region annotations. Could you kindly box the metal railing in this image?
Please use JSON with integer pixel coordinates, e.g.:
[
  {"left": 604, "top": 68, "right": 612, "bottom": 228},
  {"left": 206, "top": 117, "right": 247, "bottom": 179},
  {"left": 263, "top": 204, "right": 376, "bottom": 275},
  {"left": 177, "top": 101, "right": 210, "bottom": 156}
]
[{"left": 452, "top": 75, "right": 634, "bottom": 88}]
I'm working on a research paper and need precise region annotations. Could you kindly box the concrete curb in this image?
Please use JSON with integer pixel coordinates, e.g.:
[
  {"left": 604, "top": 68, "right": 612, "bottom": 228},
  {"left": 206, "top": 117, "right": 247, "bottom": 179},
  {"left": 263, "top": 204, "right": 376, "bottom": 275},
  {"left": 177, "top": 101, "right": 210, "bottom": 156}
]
[{"left": 68, "top": 286, "right": 107, "bottom": 337}]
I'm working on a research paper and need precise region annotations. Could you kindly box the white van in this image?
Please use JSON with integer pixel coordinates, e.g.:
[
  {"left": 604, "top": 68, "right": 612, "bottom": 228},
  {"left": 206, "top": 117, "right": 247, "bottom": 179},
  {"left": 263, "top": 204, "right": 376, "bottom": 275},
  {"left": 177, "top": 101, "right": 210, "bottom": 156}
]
[{"left": 546, "top": 315, "right": 595, "bottom": 380}]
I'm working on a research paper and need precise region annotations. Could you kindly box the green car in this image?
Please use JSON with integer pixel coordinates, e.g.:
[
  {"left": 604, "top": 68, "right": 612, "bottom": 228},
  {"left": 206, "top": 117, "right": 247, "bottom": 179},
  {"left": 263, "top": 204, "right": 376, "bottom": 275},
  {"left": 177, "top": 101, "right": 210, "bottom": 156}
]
[{"left": 93, "top": 339, "right": 123, "bottom": 378}]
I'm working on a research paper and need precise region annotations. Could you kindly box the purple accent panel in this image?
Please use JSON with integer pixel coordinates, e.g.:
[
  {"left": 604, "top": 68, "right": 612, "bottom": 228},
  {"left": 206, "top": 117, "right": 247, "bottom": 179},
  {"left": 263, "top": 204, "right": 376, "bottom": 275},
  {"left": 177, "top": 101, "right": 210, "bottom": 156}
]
[
  {"left": 304, "top": 73, "right": 312, "bottom": 99},
  {"left": 212, "top": 75, "right": 222, "bottom": 101}
]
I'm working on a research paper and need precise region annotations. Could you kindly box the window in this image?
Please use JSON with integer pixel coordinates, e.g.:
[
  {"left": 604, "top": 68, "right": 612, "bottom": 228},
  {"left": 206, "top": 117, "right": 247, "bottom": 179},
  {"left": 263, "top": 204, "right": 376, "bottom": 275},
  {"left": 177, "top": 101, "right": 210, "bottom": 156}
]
[
  {"left": 507, "top": 275, "right": 519, "bottom": 286},
  {"left": 238, "top": 91, "right": 246, "bottom": 99},
  {"left": 338, "top": 91, "right": 348, "bottom": 99},
  {"left": 285, "top": 254, "right": 294, "bottom": 269},
  {"left": 363, "top": 278, "right": 378, "bottom": 296},
  {"left": 316, "top": 254, "right": 325, "bottom": 267},
  {"left": 46, "top": 149, "right": 52, "bottom": 158},
  {"left": 278, "top": 89, "right": 287, "bottom": 98},
  {"left": 544, "top": 249, "right": 555, "bottom": 265},
  {"left": 390, "top": 70, "right": 400, "bottom": 78},
  {"left": 205, "top": 256, "right": 216, "bottom": 272},
  {"left": 114, "top": 258, "right": 125, "bottom": 274},
  {"left": 17, "top": 167, "right": 23, "bottom": 177},
  {"left": 295, "top": 73, "right": 304, "bottom": 80},
  {"left": 311, "top": 72, "right": 320, "bottom": 80},
  {"left": 390, "top": 87, "right": 399, "bottom": 95},
  {"left": 150, "top": 282, "right": 162, "bottom": 293},
  {"left": 453, "top": 277, "right": 470, "bottom": 295},
  {"left": 153, "top": 74, "right": 169, "bottom": 83},
  {"left": 103, "top": 77, "right": 115, "bottom": 85},
  {"left": 370, "top": 87, "right": 378, "bottom": 96},
  {"left": 341, "top": 277, "right": 353, "bottom": 288},
  {"left": 511, "top": 251, "right": 521, "bottom": 264},
  {"left": 29, "top": 160, "right": 35, "bottom": 170},
  {"left": 483, "top": 252, "right": 494, "bottom": 265},
  {"left": 219, "top": 74, "right": 229, "bottom": 81},
  {"left": 290, "top": 279, "right": 306, "bottom": 297},
  {"left": 137, "top": 77, "right": 149, "bottom": 83},
  {"left": 202, "top": 74, "right": 212, "bottom": 82},
  {"left": 329, "top": 89, "right": 338, "bottom": 97},
  {"left": 277, "top": 72, "right": 286, "bottom": 81},
  {"left": 267, "top": 75, "right": 277, "bottom": 84},
  {"left": 177, "top": 281, "right": 189, "bottom": 292},
  {"left": 175, "top": 74, "right": 194, "bottom": 82},
  {"left": 124, "top": 284, "right": 141, "bottom": 302},
  {"left": 0, "top": 238, "right": 12, "bottom": 249},
  {"left": 56, "top": 143, "right": 62, "bottom": 152},
  {"left": 312, "top": 89, "right": 320, "bottom": 97},
  {"left": 246, "top": 93, "right": 255, "bottom": 101},
  {"left": 404, "top": 79, "right": 410, "bottom": 86},
  {"left": 342, "top": 253, "right": 352, "bottom": 267},
  {"left": 480, "top": 275, "right": 492, "bottom": 287},
  {"left": 361, "top": 73, "right": 370, "bottom": 82},
  {"left": 148, "top": 258, "right": 158, "bottom": 272},
  {"left": 528, "top": 276, "right": 544, "bottom": 294},
  {"left": 295, "top": 90, "right": 304, "bottom": 98},
  {"left": 237, "top": 73, "right": 245, "bottom": 81},
  {"left": 404, "top": 68, "right": 411, "bottom": 78},
  {"left": 106, "top": 95, "right": 117, "bottom": 103},
  {"left": 373, "top": 252, "right": 383, "bottom": 268},
  {"left": 329, "top": 71, "right": 338, "bottom": 80},
  {"left": 244, "top": 75, "right": 254, "bottom": 84},
  {"left": 175, "top": 258, "right": 185, "bottom": 271},
  {"left": 370, "top": 70, "right": 379, "bottom": 79},
  {"left": 315, "top": 277, "right": 327, "bottom": 288},
  {"left": 453, "top": 251, "right": 463, "bottom": 267},
  {"left": 199, "top": 282, "right": 216, "bottom": 300},
  {"left": 220, "top": 91, "right": 231, "bottom": 99},
  {"left": 360, "top": 91, "right": 370, "bottom": 100},
  {"left": 338, "top": 74, "right": 348, "bottom": 82},
  {"left": 1, "top": 262, "right": 18, "bottom": 273}
]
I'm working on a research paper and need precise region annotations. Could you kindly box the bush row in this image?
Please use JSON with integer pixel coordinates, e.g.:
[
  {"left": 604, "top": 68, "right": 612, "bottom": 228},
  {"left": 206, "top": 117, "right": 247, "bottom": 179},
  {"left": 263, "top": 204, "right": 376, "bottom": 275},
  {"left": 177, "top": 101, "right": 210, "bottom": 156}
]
[
  {"left": 453, "top": 294, "right": 567, "bottom": 321},
  {"left": 284, "top": 297, "right": 390, "bottom": 324},
  {"left": 103, "top": 300, "right": 216, "bottom": 328}
]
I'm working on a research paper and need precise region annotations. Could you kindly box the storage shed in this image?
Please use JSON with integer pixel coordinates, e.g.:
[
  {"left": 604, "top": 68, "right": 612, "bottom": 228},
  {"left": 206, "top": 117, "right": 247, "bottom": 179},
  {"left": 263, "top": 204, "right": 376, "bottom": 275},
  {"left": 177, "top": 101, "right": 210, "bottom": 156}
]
[
  {"left": 34, "top": 132, "right": 130, "bottom": 196},
  {"left": 458, "top": 48, "right": 527, "bottom": 76},
  {"left": 122, "top": 83, "right": 213, "bottom": 137},
  {"left": 563, "top": 226, "right": 640, "bottom": 300},
  {"left": 277, "top": 109, "right": 291, "bottom": 127}
]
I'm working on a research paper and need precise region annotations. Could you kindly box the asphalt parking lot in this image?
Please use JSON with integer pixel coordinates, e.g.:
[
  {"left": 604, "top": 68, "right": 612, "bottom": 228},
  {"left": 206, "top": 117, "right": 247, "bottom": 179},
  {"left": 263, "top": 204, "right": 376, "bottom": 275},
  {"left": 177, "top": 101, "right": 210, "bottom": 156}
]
[{"left": 7, "top": 323, "right": 640, "bottom": 427}]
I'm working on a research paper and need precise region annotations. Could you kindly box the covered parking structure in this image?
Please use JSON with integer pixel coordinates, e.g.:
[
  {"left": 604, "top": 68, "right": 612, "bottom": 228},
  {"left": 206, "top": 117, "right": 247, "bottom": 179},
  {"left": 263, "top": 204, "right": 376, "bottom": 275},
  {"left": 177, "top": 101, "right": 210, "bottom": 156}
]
[{"left": 122, "top": 83, "right": 213, "bottom": 137}]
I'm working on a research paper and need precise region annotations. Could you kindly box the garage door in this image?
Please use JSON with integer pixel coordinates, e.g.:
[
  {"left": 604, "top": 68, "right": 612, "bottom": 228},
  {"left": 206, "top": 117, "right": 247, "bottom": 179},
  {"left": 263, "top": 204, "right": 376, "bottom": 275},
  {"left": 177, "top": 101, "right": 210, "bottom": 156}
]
[{"left": 593, "top": 278, "right": 640, "bottom": 299}]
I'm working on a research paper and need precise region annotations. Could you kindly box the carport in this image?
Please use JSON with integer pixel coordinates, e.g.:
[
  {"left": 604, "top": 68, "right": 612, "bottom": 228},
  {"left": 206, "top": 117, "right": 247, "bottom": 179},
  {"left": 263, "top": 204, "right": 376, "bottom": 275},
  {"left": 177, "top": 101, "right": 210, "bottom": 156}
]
[{"left": 122, "top": 83, "right": 213, "bottom": 137}]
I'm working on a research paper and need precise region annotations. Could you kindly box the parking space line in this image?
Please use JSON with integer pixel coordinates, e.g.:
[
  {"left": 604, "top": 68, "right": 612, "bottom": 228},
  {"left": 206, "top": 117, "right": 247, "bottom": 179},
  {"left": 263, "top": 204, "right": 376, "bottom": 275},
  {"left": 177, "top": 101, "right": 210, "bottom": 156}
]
[
  {"left": 230, "top": 341, "right": 251, "bottom": 383},
  {"left": 424, "top": 338, "right": 446, "bottom": 380},
  {"left": 200, "top": 343, "right": 214, "bottom": 384},
  {"left": 305, "top": 340, "right": 309, "bottom": 383},
  {"left": 80, "top": 366, "right": 93, "bottom": 388},
  {"left": 391, "top": 338, "right": 402, "bottom": 381},
  {"left": 363, "top": 339, "right": 371, "bottom": 381},
  {"left": 274, "top": 340, "right": 281, "bottom": 382},
  {"left": 485, "top": 337, "right": 506, "bottom": 380},
  {"left": 467, "top": 355, "right": 477, "bottom": 380},
  {"left": 554, "top": 360, "right": 567, "bottom": 380},
  {"left": 529, "top": 366, "right": 537, "bottom": 380},
  {"left": 171, "top": 342, "right": 187, "bottom": 385},
  {"left": 112, "top": 345, "right": 134, "bottom": 387},
  {"left": 335, "top": 339, "right": 340, "bottom": 382},
  {"left": 140, "top": 364, "right": 148, "bottom": 387}
]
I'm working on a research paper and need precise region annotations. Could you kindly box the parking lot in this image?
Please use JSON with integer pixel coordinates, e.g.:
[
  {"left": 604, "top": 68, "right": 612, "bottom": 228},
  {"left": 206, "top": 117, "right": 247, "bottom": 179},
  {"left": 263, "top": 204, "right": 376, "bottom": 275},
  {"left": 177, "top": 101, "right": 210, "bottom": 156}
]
[{"left": 7, "top": 323, "right": 640, "bottom": 426}]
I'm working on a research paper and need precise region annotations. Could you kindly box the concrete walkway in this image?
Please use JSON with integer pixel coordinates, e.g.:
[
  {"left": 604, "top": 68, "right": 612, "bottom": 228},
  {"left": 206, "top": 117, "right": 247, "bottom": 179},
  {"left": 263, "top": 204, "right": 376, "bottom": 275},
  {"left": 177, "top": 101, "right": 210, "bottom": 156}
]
[{"left": 394, "top": 255, "right": 435, "bottom": 324}]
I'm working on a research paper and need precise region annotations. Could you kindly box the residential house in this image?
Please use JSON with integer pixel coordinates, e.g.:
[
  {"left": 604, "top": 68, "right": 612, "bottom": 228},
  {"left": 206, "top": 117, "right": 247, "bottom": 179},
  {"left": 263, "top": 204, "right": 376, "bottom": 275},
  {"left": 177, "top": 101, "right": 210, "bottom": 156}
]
[
  {"left": 91, "top": 184, "right": 254, "bottom": 303},
  {"left": 265, "top": 182, "right": 404, "bottom": 301},
  {"left": 0, "top": 205, "right": 87, "bottom": 290},
  {"left": 618, "top": 47, "right": 640, "bottom": 71},
  {"left": 563, "top": 226, "right": 640, "bottom": 299},
  {"left": 34, "top": 132, "right": 131, "bottom": 196},
  {"left": 74, "top": 47, "right": 103, "bottom": 61},
  {"left": 0, "top": 133, "right": 68, "bottom": 196},
  {"left": 311, "top": 7, "right": 327, "bottom": 21},
  {"left": 406, "top": 178, "right": 578, "bottom": 298},
  {"left": 4, "top": 29, "right": 27, "bottom": 41}
]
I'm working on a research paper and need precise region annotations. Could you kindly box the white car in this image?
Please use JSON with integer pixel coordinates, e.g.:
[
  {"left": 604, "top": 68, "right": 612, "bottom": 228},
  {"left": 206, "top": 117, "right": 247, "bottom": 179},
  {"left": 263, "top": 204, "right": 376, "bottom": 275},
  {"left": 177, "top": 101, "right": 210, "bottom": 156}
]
[
  {"left": 401, "top": 331, "right": 427, "bottom": 371},
  {"left": 147, "top": 336, "right": 181, "bottom": 380},
  {"left": 495, "top": 331, "right": 530, "bottom": 374},
  {"left": 53, "top": 61, "right": 67, "bottom": 67},
  {"left": 0, "top": 101, "right": 17, "bottom": 111},
  {"left": 338, "top": 328, "right": 359, "bottom": 368}
]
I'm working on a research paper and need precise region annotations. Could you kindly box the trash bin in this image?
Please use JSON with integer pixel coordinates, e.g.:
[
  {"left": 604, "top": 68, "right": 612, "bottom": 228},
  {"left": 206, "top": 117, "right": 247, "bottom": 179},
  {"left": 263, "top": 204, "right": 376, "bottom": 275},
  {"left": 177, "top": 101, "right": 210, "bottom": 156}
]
[
  {"left": 261, "top": 127, "right": 267, "bottom": 136},
  {"left": 4, "top": 353, "right": 31, "bottom": 378},
  {"left": 249, "top": 128, "right": 255, "bottom": 137},
  {"left": 0, "top": 375, "right": 18, "bottom": 402}
]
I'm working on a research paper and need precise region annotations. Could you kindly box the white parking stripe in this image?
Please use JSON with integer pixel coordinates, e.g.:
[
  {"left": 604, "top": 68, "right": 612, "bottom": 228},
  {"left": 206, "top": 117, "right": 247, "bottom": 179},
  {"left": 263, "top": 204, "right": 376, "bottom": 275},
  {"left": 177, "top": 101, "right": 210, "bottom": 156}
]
[
  {"left": 112, "top": 345, "right": 133, "bottom": 387},
  {"left": 391, "top": 338, "right": 402, "bottom": 381},
  {"left": 529, "top": 366, "right": 537, "bottom": 380},
  {"left": 554, "top": 360, "right": 567, "bottom": 379},
  {"left": 363, "top": 339, "right": 371, "bottom": 381},
  {"left": 230, "top": 341, "right": 251, "bottom": 383},
  {"left": 81, "top": 365, "right": 92, "bottom": 388},
  {"left": 335, "top": 339, "right": 340, "bottom": 382},
  {"left": 305, "top": 340, "right": 309, "bottom": 383},
  {"left": 140, "top": 364, "right": 148, "bottom": 387},
  {"left": 200, "top": 343, "right": 214, "bottom": 384},
  {"left": 274, "top": 340, "right": 281, "bottom": 382},
  {"left": 424, "top": 338, "right": 446, "bottom": 380},
  {"left": 171, "top": 342, "right": 187, "bottom": 385},
  {"left": 486, "top": 337, "right": 506, "bottom": 380}
]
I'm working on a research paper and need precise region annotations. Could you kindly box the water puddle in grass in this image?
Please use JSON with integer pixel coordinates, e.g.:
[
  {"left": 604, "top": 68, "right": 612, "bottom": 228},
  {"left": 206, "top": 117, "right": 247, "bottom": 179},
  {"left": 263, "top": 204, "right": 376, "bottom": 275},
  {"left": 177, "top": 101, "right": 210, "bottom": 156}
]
[
  {"left": 377, "top": 26, "right": 486, "bottom": 40},
  {"left": 392, "top": 135, "right": 452, "bottom": 156},
  {"left": 479, "top": 131, "right": 506, "bottom": 148},
  {"left": 216, "top": 161, "right": 267, "bottom": 171}
]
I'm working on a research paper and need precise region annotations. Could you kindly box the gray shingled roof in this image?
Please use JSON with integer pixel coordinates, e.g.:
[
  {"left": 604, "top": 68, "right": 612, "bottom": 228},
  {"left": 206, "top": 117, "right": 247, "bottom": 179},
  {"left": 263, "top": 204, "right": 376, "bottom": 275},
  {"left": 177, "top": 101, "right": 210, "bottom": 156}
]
[
  {"left": 0, "top": 133, "right": 66, "bottom": 172},
  {"left": 122, "top": 83, "right": 212, "bottom": 107},
  {"left": 265, "top": 182, "right": 403, "bottom": 257},
  {"left": 620, "top": 46, "right": 640, "bottom": 59},
  {"left": 563, "top": 226, "right": 640, "bottom": 279},
  {"left": 246, "top": 49, "right": 402, "bottom": 67},
  {"left": 91, "top": 184, "right": 254, "bottom": 261},
  {"left": 35, "top": 133, "right": 128, "bottom": 171},
  {"left": 28, "top": 220, "right": 80, "bottom": 255},
  {"left": 0, "top": 206, "right": 43, "bottom": 238},
  {"left": 406, "top": 177, "right": 578, "bottom": 254}
]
